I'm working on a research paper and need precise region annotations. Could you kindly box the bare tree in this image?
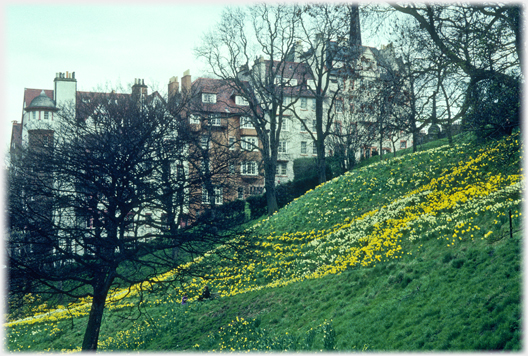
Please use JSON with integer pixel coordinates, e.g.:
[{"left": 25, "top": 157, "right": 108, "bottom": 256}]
[
  {"left": 195, "top": 4, "right": 306, "bottom": 215},
  {"left": 289, "top": 4, "right": 353, "bottom": 184},
  {"left": 7, "top": 86, "right": 247, "bottom": 351}
]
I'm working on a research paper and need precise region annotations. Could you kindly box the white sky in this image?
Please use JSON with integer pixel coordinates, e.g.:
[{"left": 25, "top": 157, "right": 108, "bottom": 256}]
[
  {"left": 1, "top": 2, "right": 391, "bottom": 163},
  {"left": 2, "top": 2, "right": 234, "bottom": 159}
]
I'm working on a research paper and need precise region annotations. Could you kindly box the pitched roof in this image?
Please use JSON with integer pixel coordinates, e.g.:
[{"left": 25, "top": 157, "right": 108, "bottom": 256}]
[{"left": 191, "top": 77, "right": 248, "bottom": 115}]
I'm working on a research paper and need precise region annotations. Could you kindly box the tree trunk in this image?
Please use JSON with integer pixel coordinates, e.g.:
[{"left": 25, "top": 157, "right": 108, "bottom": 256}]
[
  {"left": 316, "top": 142, "right": 327, "bottom": 184},
  {"left": 446, "top": 122, "right": 453, "bottom": 146},
  {"left": 412, "top": 130, "right": 418, "bottom": 153},
  {"left": 81, "top": 272, "right": 115, "bottom": 351},
  {"left": 264, "top": 160, "right": 278, "bottom": 216},
  {"left": 379, "top": 128, "right": 384, "bottom": 161},
  {"left": 314, "top": 95, "right": 327, "bottom": 185}
]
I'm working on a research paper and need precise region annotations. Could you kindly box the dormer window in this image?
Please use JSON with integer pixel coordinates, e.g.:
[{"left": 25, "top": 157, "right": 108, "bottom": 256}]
[
  {"left": 202, "top": 93, "right": 217, "bottom": 104},
  {"left": 235, "top": 95, "right": 249, "bottom": 106}
]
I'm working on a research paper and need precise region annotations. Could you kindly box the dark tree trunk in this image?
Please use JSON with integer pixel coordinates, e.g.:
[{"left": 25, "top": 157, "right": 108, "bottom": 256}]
[
  {"left": 82, "top": 272, "right": 115, "bottom": 351},
  {"left": 412, "top": 130, "right": 418, "bottom": 153},
  {"left": 316, "top": 144, "right": 327, "bottom": 184},
  {"left": 264, "top": 160, "right": 278, "bottom": 215}
]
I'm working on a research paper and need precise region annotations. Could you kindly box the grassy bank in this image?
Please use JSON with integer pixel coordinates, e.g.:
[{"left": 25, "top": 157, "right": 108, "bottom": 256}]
[{"left": 5, "top": 131, "right": 523, "bottom": 351}]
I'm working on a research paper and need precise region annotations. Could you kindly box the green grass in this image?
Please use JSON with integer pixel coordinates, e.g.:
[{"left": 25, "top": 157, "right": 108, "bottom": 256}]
[{"left": 6, "top": 131, "right": 523, "bottom": 352}]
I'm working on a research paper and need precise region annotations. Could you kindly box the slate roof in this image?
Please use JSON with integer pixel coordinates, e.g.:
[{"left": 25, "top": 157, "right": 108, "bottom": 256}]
[{"left": 191, "top": 77, "right": 248, "bottom": 115}]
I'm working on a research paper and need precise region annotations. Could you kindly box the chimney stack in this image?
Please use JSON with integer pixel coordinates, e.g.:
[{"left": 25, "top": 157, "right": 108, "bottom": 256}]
[
  {"left": 181, "top": 70, "right": 191, "bottom": 96},
  {"left": 132, "top": 78, "right": 148, "bottom": 101},
  {"left": 168, "top": 76, "right": 180, "bottom": 98}
]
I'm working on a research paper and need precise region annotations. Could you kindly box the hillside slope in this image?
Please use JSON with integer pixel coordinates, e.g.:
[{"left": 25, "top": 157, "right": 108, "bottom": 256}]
[{"left": 6, "top": 132, "right": 523, "bottom": 351}]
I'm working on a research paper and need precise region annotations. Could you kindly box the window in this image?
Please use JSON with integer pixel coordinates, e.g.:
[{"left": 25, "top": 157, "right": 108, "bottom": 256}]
[
  {"left": 237, "top": 187, "right": 244, "bottom": 200},
  {"left": 229, "top": 162, "right": 235, "bottom": 174},
  {"left": 241, "top": 136, "right": 257, "bottom": 151},
  {"left": 44, "top": 111, "right": 49, "bottom": 120},
  {"left": 249, "top": 186, "right": 264, "bottom": 195},
  {"left": 276, "top": 162, "right": 287, "bottom": 175},
  {"left": 235, "top": 95, "right": 249, "bottom": 106},
  {"left": 32, "top": 112, "right": 36, "bottom": 120},
  {"left": 301, "top": 141, "right": 307, "bottom": 154},
  {"left": 240, "top": 116, "right": 254, "bottom": 129},
  {"left": 311, "top": 98, "right": 316, "bottom": 110},
  {"left": 229, "top": 137, "right": 235, "bottom": 150},
  {"left": 312, "top": 142, "right": 317, "bottom": 154},
  {"left": 301, "top": 97, "right": 307, "bottom": 109},
  {"left": 209, "top": 114, "right": 221, "bottom": 126},
  {"left": 202, "top": 187, "right": 210, "bottom": 204},
  {"left": 202, "top": 93, "right": 217, "bottom": 103},
  {"left": 202, "top": 186, "right": 223, "bottom": 205},
  {"left": 278, "top": 140, "right": 287, "bottom": 153},
  {"left": 307, "top": 80, "right": 315, "bottom": 89},
  {"left": 400, "top": 141, "right": 407, "bottom": 149},
  {"left": 200, "top": 135, "right": 210, "bottom": 150},
  {"left": 241, "top": 161, "right": 258, "bottom": 176},
  {"left": 312, "top": 120, "right": 317, "bottom": 131},
  {"left": 176, "top": 164, "right": 185, "bottom": 179},
  {"left": 190, "top": 115, "right": 200, "bottom": 125},
  {"left": 282, "top": 118, "right": 290, "bottom": 131},
  {"left": 214, "top": 187, "right": 223, "bottom": 205},
  {"left": 201, "top": 159, "right": 211, "bottom": 174},
  {"left": 283, "top": 96, "right": 291, "bottom": 105}
]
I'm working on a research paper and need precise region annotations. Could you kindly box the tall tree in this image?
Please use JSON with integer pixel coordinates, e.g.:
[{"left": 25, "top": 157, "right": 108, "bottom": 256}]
[
  {"left": 7, "top": 87, "right": 245, "bottom": 351},
  {"left": 293, "top": 4, "right": 354, "bottom": 184},
  {"left": 195, "top": 4, "right": 304, "bottom": 215}
]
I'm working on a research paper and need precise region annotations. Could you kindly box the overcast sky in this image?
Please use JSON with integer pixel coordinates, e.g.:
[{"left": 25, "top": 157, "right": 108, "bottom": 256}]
[
  {"left": 2, "top": 3, "right": 232, "bottom": 157},
  {"left": 1, "top": 2, "right": 392, "bottom": 165}
]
